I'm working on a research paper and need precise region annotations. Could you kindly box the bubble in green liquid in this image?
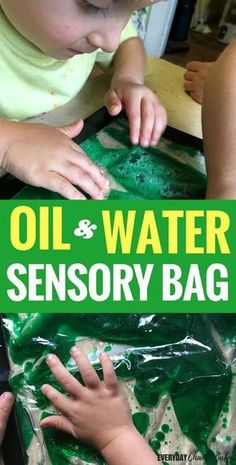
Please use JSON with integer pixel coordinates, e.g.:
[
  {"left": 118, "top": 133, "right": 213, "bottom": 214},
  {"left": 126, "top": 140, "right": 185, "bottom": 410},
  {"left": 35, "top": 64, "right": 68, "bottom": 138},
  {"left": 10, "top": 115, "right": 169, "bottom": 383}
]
[
  {"left": 162, "top": 424, "right": 170, "bottom": 433},
  {"left": 150, "top": 439, "right": 161, "bottom": 453},
  {"left": 104, "top": 345, "right": 112, "bottom": 352},
  {"left": 156, "top": 431, "right": 165, "bottom": 442}
]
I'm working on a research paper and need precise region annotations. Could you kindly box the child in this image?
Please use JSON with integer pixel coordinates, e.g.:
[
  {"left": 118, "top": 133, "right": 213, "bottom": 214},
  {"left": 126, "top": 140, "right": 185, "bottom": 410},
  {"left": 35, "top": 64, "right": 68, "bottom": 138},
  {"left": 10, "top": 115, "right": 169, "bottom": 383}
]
[
  {"left": 184, "top": 42, "right": 236, "bottom": 198},
  {"left": 0, "top": 0, "right": 167, "bottom": 200},
  {"left": 40, "top": 348, "right": 160, "bottom": 465},
  {"left": 0, "top": 392, "right": 14, "bottom": 447},
  {"left": 201, "top": 40, "right": 236, "bottom": 198}
]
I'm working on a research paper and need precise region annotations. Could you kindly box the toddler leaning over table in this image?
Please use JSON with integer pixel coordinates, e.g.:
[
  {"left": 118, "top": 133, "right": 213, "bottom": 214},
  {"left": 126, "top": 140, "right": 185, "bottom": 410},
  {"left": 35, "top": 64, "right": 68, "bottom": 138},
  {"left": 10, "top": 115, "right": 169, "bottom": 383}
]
[{"left": 0, "top": 0, "right": 167, "bottom": 200}]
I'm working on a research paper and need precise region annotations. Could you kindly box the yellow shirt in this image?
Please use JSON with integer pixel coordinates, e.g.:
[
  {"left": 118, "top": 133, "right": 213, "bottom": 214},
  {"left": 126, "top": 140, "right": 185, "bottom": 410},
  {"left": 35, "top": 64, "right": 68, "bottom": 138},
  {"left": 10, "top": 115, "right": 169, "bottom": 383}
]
[{"left": 0, "top": 10, "right": 137, "bottom": 121}]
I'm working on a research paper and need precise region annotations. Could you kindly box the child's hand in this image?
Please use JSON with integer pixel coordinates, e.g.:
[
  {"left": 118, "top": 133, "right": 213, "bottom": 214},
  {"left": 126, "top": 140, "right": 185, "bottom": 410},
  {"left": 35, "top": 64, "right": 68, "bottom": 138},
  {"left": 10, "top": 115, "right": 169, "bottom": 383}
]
[
  {"left": 40, "top": 349, "right": 134, "bottom": 453},
  {"left": 104, "top": 80, "right": 167, "bottom": 147},
  {"left": 0, "top": 392, "right": 14, "bottom": 446},
  {"left": 0, "top": 120, "right": 110, "bottom": 200}
]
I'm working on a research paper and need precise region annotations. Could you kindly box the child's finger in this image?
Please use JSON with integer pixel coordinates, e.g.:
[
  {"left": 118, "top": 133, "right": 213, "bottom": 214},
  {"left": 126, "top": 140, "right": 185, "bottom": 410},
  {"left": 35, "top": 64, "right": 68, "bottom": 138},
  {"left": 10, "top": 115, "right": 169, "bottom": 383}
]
[
  {"left": 184, "top": 81, "right": 193, "bottom": 92},
  {"left": 186, "top": 61, "right": 202, "bottom": 72},
  {"left": 150, "top": 105, "right": 167, "bottom": 146},
  {"left": 70, "top": 347, "right": 100, "bottom": 388},
  {"left": 126, "top": 101, "right": 141, "bottom": 145},
  {"left": 41, "top": 384, "right": 73, "bottom": 415},
  {"left": 46, "top": 355, "right": 83, "bottom": 398},
  {"left": 104, "top": 89, "right": 122, "bottom": 116},
  {"left": 150, "top": 117, "right": 162, "bottom": 146},
  {"left": 57, "top": 119, "right": 84, "bottom": 139},
  {"left": 99, "top": 353, "right": 118, "bottom": 390},
  {"left": 139, "top": 99, "right": 155, "bottom": 147},
  {"left": 40, "top": 415, "right": 75, "bottom": 437},
  {"left": 70, "top": 147, "right": 110, "bottom": 192},
  {"left": 56, "top": 163, "right": 105, "bottom": 200},
  {"left": 0, "top": 392, "right": 14, "bottom": 442},
  {"left": 184, "top": 71, "right": 195, "bottom": 82},
  {"left": 41, "top": 172, "right": 86, "bottom": 200}
]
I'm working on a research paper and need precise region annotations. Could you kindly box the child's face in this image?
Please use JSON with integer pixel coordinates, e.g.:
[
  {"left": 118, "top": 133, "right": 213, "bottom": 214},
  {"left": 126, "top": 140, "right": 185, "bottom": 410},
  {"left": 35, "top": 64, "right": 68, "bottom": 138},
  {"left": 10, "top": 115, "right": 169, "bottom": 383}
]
[{"left": 0, "top": 0, "right": 156, "bottom": 59}]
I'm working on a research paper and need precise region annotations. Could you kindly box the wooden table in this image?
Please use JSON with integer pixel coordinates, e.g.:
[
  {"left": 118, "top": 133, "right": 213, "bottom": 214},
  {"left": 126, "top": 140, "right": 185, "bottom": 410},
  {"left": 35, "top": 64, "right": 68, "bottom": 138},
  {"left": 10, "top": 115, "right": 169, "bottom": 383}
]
[{"left": 146, "top": 58, "right": 202, "bottom": 139}]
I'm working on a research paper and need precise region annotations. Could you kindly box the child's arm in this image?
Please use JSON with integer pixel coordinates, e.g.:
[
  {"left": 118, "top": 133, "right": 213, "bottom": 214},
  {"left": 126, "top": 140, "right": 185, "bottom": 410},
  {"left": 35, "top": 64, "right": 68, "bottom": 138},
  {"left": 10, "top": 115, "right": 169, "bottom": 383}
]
[
  {"left": 202, "top": 41, "right": 236, "bottom": 198},
  {"left": 0, "top": 119, "right": 110, "bottom": 199},
  {"left": 104, "top": 37, "right": 167, "bottom": 148},
  {"left": 0, "top": 392, "right": 14, "bottom": 446},
  {"left": 40, "top": 349, "right": 159, "bottom": 465}
]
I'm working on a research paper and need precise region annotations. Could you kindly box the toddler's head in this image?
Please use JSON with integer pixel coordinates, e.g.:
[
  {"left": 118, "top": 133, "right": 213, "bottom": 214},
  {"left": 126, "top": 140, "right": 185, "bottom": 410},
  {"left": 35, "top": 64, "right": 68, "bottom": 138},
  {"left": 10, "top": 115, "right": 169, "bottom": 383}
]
[{"left": 0, "top": 0, "right": 157, "bottom": 59}]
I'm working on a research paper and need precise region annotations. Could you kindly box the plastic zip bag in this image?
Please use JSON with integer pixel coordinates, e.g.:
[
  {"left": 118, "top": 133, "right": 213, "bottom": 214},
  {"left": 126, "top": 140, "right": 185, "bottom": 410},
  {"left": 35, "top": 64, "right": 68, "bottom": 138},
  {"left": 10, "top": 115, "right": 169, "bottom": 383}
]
[{"left": 1, "top": 313, "right": 236, "bottom": 465}]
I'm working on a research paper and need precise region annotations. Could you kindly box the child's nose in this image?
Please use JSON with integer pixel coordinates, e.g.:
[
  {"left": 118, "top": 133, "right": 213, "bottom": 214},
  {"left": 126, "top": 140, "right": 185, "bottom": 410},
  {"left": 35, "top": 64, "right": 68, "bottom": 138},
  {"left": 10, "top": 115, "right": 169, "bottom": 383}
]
[{"left": 88, "top": 29, "right": 122, "bottom": 53}]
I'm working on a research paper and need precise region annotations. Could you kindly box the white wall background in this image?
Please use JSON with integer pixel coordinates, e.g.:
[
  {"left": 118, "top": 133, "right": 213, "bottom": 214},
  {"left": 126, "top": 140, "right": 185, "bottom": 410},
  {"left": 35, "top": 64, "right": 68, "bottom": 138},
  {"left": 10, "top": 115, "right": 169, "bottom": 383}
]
[{"left": 144, "top": 0, "right": 178, "bottom": 56}]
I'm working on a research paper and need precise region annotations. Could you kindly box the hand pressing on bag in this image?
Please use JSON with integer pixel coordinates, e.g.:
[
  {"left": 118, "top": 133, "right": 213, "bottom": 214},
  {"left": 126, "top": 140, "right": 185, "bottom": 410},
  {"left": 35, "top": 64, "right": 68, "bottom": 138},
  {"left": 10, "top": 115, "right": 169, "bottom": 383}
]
[
  {"left": 0, "top": 119, "right": 110, "bottom": 200},
  {"left": 40, "top": 348, "right": 160, "bottom": 465}
]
